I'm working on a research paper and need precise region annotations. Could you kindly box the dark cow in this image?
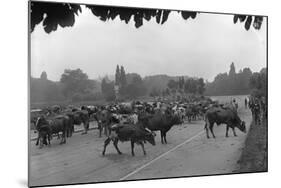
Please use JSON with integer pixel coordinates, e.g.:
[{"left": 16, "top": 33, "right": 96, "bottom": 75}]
[
  {"left": 185, "top": 106, "right": 193, "bottom": 122},
  {"left": 51, "top": 105, "right": 61, "bottom": 114},
  {"left": 102, "top": 124, "right": 156, "bottom": 156},
  {"left": 63, "top": 112, "right": 75, "bottom": 137},
  {"left": 81, "top": 105, "right": 98, "bottom": 118},
  {"left": 138, "top": 111, "right": 182, "bottom": 144},
  {"left": 35, "top": 115, "right": 70, "bottom": 148},
  {"left": 72, "top": 110, "right": 90, "bottom": 134},
  {"left": 204, "top": 107, "right": 246, "bottom": 138}
]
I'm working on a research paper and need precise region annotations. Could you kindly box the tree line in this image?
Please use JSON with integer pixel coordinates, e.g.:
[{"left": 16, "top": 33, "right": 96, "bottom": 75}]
[
  {"left": 205, "top": 62, "right": 258, "bottom": 96},
  {"left": 30, "top": 63, "right": 267, "bottom": 104},
  {"left": 249, "top": 68, "right": 267, "bottom": 98},
  {"left": 30, "top": 69, "right": 101, "bottom": 103}
]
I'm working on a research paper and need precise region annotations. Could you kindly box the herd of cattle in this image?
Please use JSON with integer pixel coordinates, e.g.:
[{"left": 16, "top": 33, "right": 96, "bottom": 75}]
[{"left": 30, "top": 95, "right": 260, "bottom": 156}]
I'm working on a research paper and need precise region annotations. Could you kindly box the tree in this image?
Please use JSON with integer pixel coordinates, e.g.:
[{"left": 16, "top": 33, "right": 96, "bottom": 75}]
[
  {"left": 167, "top": 79, "right": 178, "bottom": 91},
  {"left": 60, "top": 68, "right": 91, "bottom": 97},
  {"left": 179, "top": 76, "right": 185, "bottom": 90},
  {"left": 101, "top": 77, "right": 116, "bottom": 101},
  {"left": 40, "top": 71, "right": 47, "bottom": 80},
  {"left": 229, "top": 62, "right": 236, "bottom": 77},
  {"left": 30, "top": 77, "right": 65, "bottom": 103},
  {"left": 165, "top": 88, "right": 170, "bottom": 96},
  {"left": 120, "top": 66, "right": 127, "bottom": 86},
  {"left": 204, "top": 63, "right": 258, "bottom": 96},
  {"left": 115, "top": 65, "right": 120, "bottom": 86},
  {"left": 197, "top": 78, "right": 205, "bottom": 95},
  {"left": 119, "top": 66, "right": 127, "bottom": 96},
  {"left": 249, "top": 69, "right": 267, "bottom": 97},
  {"left": 150, "top": 87, "right": 160, "bottom": 97},
  {"left": 125, "top": 74, "right": 146, "bottom": 99},
  {"left": 184, "top": 78, "right": 197, "bottom": 94}
]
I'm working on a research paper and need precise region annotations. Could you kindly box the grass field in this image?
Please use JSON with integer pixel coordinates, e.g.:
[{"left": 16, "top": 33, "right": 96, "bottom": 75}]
[{"left": 236, "top": 119, "right": 268, "bottom": 173}]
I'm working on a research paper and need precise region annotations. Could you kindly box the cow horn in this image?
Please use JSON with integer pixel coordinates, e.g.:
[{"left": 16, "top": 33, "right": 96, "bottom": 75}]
[{"left": 145, "top": 127, "right": 151, "bottom": 133}]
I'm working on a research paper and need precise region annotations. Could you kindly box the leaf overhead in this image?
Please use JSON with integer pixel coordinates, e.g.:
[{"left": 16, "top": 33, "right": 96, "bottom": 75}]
[
  {"left": 233, "top": 15, "right": 264, "bottom": 31},
  {"left": 30, "top": 1, "right": 264, "bottom": 34},
  {"left": 31, "top": 2, "right": 81, "bottom": 33},
  {"left": 245, "top": 15, "right": 252, "bottom": 30}
]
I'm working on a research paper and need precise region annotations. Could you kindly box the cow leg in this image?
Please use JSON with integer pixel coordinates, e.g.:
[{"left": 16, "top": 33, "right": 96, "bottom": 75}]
[
  {"left": 204, "top": 123, "right": 210, "bottom": 139},
  {"left": 113, "top": 138, "right": 122, "bottom": 155},
  {"left": 47, "top": 134, "right": 51, "bottom": 146},
  {"left": 232, "top": 127, "right": 237, "bottom": 137},
  {"left": 82, "top": 122, "right": 88, "bottom": 134},
  {"left": 139, "top": 141, "right": 146, "bottom": 155},
  {"left": 39, "top": 133, "right": 44, "bottom": 149},
  {"left": 63, "top": 131, "right": 66, "bottom": 144},
  {"left": 160, "top": 131, "right": 164, "bottom": 144},
  {"left": 84, "top": 121, "right": 89, "bottom": 134},
  {"left": 60, "top": 133, "right": 65, "bottom": 144},
  {"left": 98, "top": 123, "right": 102, "bottom": 137},
  {"left": 226, "top": 125, "right": 229, "bottom": 137},
  {"left": 163, "top": 132, "right": 167, "bottom": 144},
  {"left": 43, "top": 135, "right": 48, "bottom": 145},
  {"left": 131, "top": 140, "right": 135, "bottom": 156},
  {"left": 209, "top": 123, "right": 216, "bottom": 138},
  {"left": 102, "top": 137, "right": 111, "bottom": 156},
  {"left": 35, "top": 133, "right": 40, "bottom": 146},
  {"left": 67, "top": 127, "right": 70, "bottom": 137}
]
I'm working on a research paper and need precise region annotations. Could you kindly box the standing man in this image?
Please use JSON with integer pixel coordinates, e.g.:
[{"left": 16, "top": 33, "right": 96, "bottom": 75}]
[{"left": 245, "top": 97, "right": 248, "bottom": 109}]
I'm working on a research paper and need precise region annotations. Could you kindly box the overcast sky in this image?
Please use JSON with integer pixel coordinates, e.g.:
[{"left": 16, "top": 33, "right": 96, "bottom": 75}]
[{"left": 31, "top": 5, "right": 267, "bottom": 82}]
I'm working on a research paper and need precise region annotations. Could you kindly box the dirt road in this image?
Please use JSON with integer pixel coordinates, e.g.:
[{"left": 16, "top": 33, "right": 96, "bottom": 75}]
[{"left": 29, "top": 95, "right": 252, "bottom": 187}]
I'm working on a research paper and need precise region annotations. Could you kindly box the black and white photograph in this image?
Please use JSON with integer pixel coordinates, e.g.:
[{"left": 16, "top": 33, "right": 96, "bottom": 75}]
[{"left": 28, "top": 1, "right": 267, "bottom": 187}]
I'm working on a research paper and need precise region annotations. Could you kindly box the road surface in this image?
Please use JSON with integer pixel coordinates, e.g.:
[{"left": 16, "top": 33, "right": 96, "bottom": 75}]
[{"left": 29, "top": 95, "right": 252, "bottom": 187}]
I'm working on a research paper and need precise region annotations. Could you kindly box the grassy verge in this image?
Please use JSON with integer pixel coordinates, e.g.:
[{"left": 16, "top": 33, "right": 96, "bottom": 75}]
[{"left": 236, "top": 118, "right": 268, "bottom": 173}]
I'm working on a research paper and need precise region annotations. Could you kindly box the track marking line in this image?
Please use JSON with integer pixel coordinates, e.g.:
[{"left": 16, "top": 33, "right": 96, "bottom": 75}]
[{"left": 119, "top": 130, "right": 205, "bottom": 180}]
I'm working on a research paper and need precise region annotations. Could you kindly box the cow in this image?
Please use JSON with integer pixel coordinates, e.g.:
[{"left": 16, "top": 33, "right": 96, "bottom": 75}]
[
  {"left": 102, "top": 124, "right": 156, "bottom": 156},
  {"left": 204, "top": 107, "right": 246, "bottom": 139},
  {"left": 72, "top": 110, "right": 90, "bottom": 134},
  {"left": 138, "top": 111, "right": 182, "bottom": 144},
  {"left": 35, "top": 115, "right": 70, "bottom": 148},
  {"left": 51, "top": 105, "right": 61, "bottom": 114},
  {"left": 81, "top": 105, "right": 98, "bottom": 119},
  {"left": 185, "top": 106, "right": 193, "bottom": 122},
  {"left": 94, "top": 109, "right": 113, "bottom": 137},
  {"left": 63, "top": 112, "right": 75, "bottom": 137}
]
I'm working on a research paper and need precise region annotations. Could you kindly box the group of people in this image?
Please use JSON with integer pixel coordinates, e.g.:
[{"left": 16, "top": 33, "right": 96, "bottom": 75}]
[{"left": 245, "top": 96, "right": 267, "bottom": 125}]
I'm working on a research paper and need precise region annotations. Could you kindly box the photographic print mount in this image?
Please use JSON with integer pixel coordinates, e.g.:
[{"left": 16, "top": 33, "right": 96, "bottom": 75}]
[{"left": 29, "top": 0, "right": 267, "bottom": 187}]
